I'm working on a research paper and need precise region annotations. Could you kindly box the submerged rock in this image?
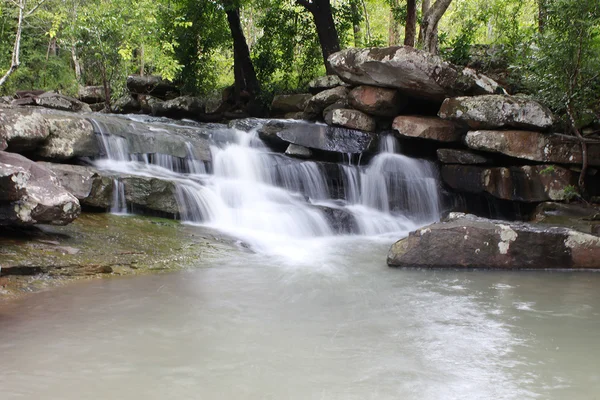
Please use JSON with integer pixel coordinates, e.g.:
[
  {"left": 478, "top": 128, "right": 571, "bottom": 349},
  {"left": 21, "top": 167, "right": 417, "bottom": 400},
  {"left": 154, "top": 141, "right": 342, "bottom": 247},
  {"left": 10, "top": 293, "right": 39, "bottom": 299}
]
[
  {"left": 392, "top": 115, "right": 466, "bottom": 142},
  {"left": 324, "top": 108, "right": 376, "bottom": 132},
  {"left": 328, "top": 46, "right": 503, "bottom": 101},
  {"left": 464, "top": 130, "right": 600, "bottom": 166},
  {"left": 0, "top": 151, "right": 80, "bottom": 226},
  {"left": 441, "top": 164, "right": 577, "bottom": 202},
  {"left": 387, "top": 213, "right": 600, "bottom": 269},
  {"left": 439, "top": 95, "right": 554, "bottom": 130}
]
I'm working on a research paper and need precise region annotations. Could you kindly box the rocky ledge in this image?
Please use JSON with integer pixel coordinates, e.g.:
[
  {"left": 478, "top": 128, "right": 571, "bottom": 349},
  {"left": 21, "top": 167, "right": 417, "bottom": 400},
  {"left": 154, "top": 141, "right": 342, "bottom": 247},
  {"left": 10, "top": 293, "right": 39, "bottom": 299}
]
[{"left": 387, "top": 213, "right": 600, "bottom": 269}]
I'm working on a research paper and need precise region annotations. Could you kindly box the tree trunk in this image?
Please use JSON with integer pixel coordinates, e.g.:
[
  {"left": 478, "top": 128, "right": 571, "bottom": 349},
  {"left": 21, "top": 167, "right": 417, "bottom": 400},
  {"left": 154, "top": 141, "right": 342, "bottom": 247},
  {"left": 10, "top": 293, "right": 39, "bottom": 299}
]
[
  {"left": 0, "top": 0, "right": 24, "bottom": 87},
  {"left": 225, "top": 6, "right": 260, "bottom": 97},
  {"left": 404, "top": 0, "right": 417, "bottom": 47},
  {"left": 71, "top": 44, "right": 82, "bottom": 83},
  {"left": 538, "top": 0, "right": 547, "bottom": 33},
  {"left": 350, "top": 0, "right": 362, "bottom": 47},
  {"left": 388, "top": 0, "right": 400, "bottom": 46},
  {"left": 297, "top": 0, "right": 340, "bottom": 74},
  {"left": 422, "top": 0, "right": 430, "bottom": 15},
  {"left": 418, "top": 0, "right": 453, "bottom": 54}
]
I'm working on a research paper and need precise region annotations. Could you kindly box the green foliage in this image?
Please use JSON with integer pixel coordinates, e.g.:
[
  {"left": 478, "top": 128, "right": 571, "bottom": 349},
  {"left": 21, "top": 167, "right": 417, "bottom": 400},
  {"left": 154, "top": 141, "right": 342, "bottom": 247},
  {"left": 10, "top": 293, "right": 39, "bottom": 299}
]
[
  {"left": 539, "top": 165, "right": 556, "bottom": 175},
  {"left": 523, "top": 0, "right": 600, "bottom": 128},
  {"left": 563, "top": 185, "right": 582, "bottom": 201}
]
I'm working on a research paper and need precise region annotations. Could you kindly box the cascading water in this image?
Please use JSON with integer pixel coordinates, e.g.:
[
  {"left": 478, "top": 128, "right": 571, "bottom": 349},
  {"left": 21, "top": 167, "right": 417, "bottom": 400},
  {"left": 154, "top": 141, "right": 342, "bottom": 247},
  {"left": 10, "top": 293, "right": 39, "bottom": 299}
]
[{"left": 89, "top": 114, "right": 441, "bottom": 255}]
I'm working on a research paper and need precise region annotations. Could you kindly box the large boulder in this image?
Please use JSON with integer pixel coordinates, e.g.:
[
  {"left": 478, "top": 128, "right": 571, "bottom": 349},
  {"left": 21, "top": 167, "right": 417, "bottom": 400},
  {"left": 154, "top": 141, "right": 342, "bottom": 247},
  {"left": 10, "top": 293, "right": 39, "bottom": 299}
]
[
  {"left": 37, "top": 115, "right": 99, "bottom": 160},
  {"left": 0, "top": 152, "right": 80, "bottom": 225},
  {"left": 436, "top": 148, "right": 490, "bottom": 165},
  {"left": 438, "top": 95, "right": 554, "bottom": 130},
  {"left": 441, "top": 164, "right": 577, "bottom": 202},
  {"left": 271, "top": 94, "right": 312, "bottom": 115},
  {"left": 112, "top": 94, "right": 141, "bottom": 114},
  {"left": 324, "top": 108, "right": 376, "bottom": 132},
  {"left": 328, "top": 46, "right": 503, "bottom": 102},
  {"left": 78, "top": 86, "right": 105, "bottom": 104},
  {"left": 150, "top": 95, "right": 206, "bottom": 119},
  {"left": 308, "top": 75, "right": 348, "bottom": 94},
  {"left": 0, "top": 107, "right": 49, "bottom": 151},
  {"left": 387, "top": 213, "right": 600, "bottom": 269},
  {"left": 348, "top": 85, "right": 405, "bottom": 117},
  {"left": 392, "top": 115, "right": 466, "bottom": 142},
  {"left": 33, "top": 92, "right": 92, "bottom": 113},
  {"left": 126, "top": 75, "right": 180, "bottom": 100},
  {"left": 258, "top": 120, "right": 376, "bottom": 154},
  {"left": 304, "top": 86, "right": 349, "bottom": 120},
  {"left": 465, "top": 130, "right": 600, "bottom": 167}
]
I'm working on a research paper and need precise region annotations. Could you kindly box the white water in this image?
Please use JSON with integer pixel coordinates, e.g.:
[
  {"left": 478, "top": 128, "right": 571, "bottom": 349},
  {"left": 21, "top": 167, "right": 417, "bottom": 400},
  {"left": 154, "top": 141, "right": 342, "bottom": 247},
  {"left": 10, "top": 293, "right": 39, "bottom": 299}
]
[{"left": 91, "top": 115, "right": 441, "bottom": 256}]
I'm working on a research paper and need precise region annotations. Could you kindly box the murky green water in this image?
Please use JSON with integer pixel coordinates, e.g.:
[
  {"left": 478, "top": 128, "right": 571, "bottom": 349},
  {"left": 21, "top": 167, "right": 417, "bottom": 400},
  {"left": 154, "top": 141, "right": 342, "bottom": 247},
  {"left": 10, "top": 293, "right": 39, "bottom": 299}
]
[{"left": 1, "top": 237, "right": 599, "bottom": 399}]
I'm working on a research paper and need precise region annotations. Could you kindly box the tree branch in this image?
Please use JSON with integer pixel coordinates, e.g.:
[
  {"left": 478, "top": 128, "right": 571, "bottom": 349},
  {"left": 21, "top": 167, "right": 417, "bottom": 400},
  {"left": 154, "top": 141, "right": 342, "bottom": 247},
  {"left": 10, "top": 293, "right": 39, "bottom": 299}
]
[
  {"left": 296, "top": 0, "right": 313, "bottom": 12},
  {"left": 25, "top": 0, "right": 47, "bottom": 17}
]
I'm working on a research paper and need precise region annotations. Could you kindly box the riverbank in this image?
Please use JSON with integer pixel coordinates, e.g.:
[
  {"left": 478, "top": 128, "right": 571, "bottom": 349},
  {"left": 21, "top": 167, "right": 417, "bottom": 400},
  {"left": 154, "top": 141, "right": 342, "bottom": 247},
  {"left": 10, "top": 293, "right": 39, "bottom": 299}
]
[{"left": 0, "top": 213, "right": 246, "bottom": 299}]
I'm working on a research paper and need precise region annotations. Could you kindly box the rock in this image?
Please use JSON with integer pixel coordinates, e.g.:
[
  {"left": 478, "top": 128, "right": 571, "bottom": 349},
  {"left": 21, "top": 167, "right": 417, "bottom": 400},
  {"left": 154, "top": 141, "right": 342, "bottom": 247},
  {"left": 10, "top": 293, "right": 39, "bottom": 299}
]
[
  {"left": 271, "top": 94, "right": 313, "bottom": 115},
  {"left": 533, "top": 202, "right": 600, "bottom": 235},
  {"left": 388, "top": 213, "right": 600, "bottom": 269},
  {"left": 284, "top": 112, "right": 306, "bottom": 120},
  {"left": 328, "top": 46, "right": 503, "bottom": 102},
  {"left": 274, "top": 121, "right": 376, "bottom": 154},
  {"left": 139, "top": 95, "right": 163, "bottom": 114},
  {"left": 37, "top": 115, "right": 99, "bottom": 160},
  {"left": 1, "top": 96, "right": 13, "bottom": 105},
  {"left": 285, "top": 144, "right": 312, "bottom": 158},
  {"left": 436, "top": 148, "right": 490, "bottom": 164},
  {"left": 0, "top": 151, "right": 80, "bottom": 225},
  {"left": 317, "top": 205, "right": 358, "bottom": 234},
  {"left": 392, "top": 115, "right": 466, "bottom": 142},
  {"left": 228, "top": 118, "right": 265, "bottom": 132},
  {"left": 39, "top": 163, "right": 109, "bottom": 208},
  {"left": 150, "top": 95, "right": 206, "bottom": 119},
  {"left": 308, "top": 75, "right": 348, "bottom": 94},
  {"left": 304, "top": 86, "right": 349, "bottom": 120},
  {"left": 33, "top": 92, "right": 92, "bottom": 112},
  {"left": 78, "top": 86, "right": 105, "bottom": 104},
  {"left": 0, "top": 107, "right": 49, "bottom": 152},
  {"left": 438, "top": 95, "right": 553, "bottom": 130},
  {"left": 348, "top": 85, "right": 405, "bottom": 117},
  {"left": 112, "top": 94, "right": 141, "bottom": 114},
  {"left": 126, "top": 75, "right": 180, "bottom": 99},
  {"left": 464, "top": 130, "right": 600, "bottom": 167},
  {"left": 441, "top": 164, "right": 577, "bottom": 202},
  {"left": 321, "top": 101, "right": 348, "bottom": 120},
  {"left": 11, "top": 97, "right": 36, "bottom": 107},
  {"left": 15, "top": 90, "right": 45, "bottom": 98},
  {"left": 324, "top": 108, "right": 376, "bottom": 132},
  {"left": 121, "top": 176, "right": 179, "bottom": 215}
]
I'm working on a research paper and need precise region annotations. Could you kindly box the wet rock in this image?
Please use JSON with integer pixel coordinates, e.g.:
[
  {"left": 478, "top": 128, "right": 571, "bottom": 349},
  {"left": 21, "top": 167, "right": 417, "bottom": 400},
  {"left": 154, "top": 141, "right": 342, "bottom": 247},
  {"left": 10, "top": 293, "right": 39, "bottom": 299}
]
[
  {"left": 78, "top": 86, "right": 105, "bottom": 104},
  {"left": 324, "top": 108, "right": 376, "bottom": 132},
  {"left": 126, "top": 75, "right": 180, "bottom": 99},
  {"left": 271, "top": 94, "right": 312, "bottom": 115},
  {"left": 285, "top": 144, "right": 312, "bottom": 158},
  {"left": 112, "top": 94, "right": 141, "bottom": 114},
  {"left": 392, "top": 115, "right": 466, "bottom": 142},
  {"left": 436, "top": 148, "right": 490, "bottom": 164},
  {"left": 388, "top": 213, "right": 600, "bottom": 269},
  {"left": 348, "top": 85, "right": 405, "bottom": 117},
  {"left": 317, "top": 205, "right": 358, "bottom": 234},
  {"left": 328, "top": 46, "right": 503, "bottom": 102},
  {"left": 438, "top": 95, "right": 553, "bottom": 130},
  {"left": 464, "top": 130, "right": 600, "bottom": 167},
  {"left": 441, "top": 164, "right": 577, "bottom": 202},
  {"left": 0, "top": 151, "right": 80, "bottom": 226},
  {"left": 1, "top": 95, "right": 13, "bottom": 105},
  {"left": 284, "top": 112, "right": 306, "bottom": 120},
  {"left": 533, "top": 202, "right": 600, "bottom": 235},
  {"left": 308, "top": 75, "right": 348, "bottom": 94},
  {"left": 304, "top": 86, "right": 349, "bottom": 120},
  {"left": 37, "top": 115, "right": 99, "bottom": 160},
  {"left": 121, "top": 176, "right": 179, "bottom": 215},
  {"left": 150, "top": 95, "right": 205, "bottom": 119},
  {"left": 33, "top": 92, "right": 92, "bottom": 113},
  {"left": 266, "top": 121, "right": 376, "bottom": 154}
]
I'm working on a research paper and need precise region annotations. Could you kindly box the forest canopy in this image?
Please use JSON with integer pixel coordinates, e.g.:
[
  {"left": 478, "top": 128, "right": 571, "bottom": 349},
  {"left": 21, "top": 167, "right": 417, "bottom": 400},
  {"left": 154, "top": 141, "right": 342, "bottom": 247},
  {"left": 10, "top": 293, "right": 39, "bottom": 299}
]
[{"left": 0, "top": 0, "right": 598, "bottom": 126}]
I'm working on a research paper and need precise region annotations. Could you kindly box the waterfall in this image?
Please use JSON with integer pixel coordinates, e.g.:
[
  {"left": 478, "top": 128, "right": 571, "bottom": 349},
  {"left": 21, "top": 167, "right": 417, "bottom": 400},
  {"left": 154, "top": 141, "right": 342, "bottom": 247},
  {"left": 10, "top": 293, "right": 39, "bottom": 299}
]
[{"left": 89, "top": 114, "right": 441, "bottom": 251}]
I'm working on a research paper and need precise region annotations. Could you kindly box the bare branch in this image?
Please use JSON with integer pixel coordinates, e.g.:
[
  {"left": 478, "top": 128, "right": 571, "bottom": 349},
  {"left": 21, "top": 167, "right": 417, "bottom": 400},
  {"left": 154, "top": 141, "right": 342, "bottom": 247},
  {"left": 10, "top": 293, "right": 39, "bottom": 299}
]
[{"left": 25, "top": 0, "right": 48, "bottom": 17}]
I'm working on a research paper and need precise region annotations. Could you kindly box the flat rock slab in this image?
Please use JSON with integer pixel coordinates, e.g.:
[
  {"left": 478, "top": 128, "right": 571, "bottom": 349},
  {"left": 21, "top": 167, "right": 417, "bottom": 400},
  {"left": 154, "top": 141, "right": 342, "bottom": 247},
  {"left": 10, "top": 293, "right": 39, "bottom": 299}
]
[
  {"left": 439, "top": 95, "right": 553, "bottom": 130},
  {"left": 387, "top": 213, "right": 600, "bottom": 269},
  {"left": 328, "top": 46, "right": 503, "bottom": 101},
  {"left": 0, "top": 152, "right": 80, "bottom": 226},
  {"left": 465, "top": 130, "right": 600, "bottom": 166},
  {"left": 392, "top": 115, "right": 466, "bottom": 142},
  {"left": 437, "top": 148, "right": 490, "bottom": 164},
  {"left": 441, "top": 164, "right": 577, "bottom": 202}
]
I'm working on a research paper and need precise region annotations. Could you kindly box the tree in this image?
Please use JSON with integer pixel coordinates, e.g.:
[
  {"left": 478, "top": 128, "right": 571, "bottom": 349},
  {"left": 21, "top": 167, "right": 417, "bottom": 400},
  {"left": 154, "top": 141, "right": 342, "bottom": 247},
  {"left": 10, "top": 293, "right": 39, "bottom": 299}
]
[
  {"left": 0, "top": 0, "right": 47, "bottom": 87},
  {"left": 404, "top": 0, "right": 417, "bottom": 46},
  {"left": 418, "top": 0, "right": 453, "bottom": 54},
  {"left": 296, "top": 0, "right": 340, "bottom": 74}
]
